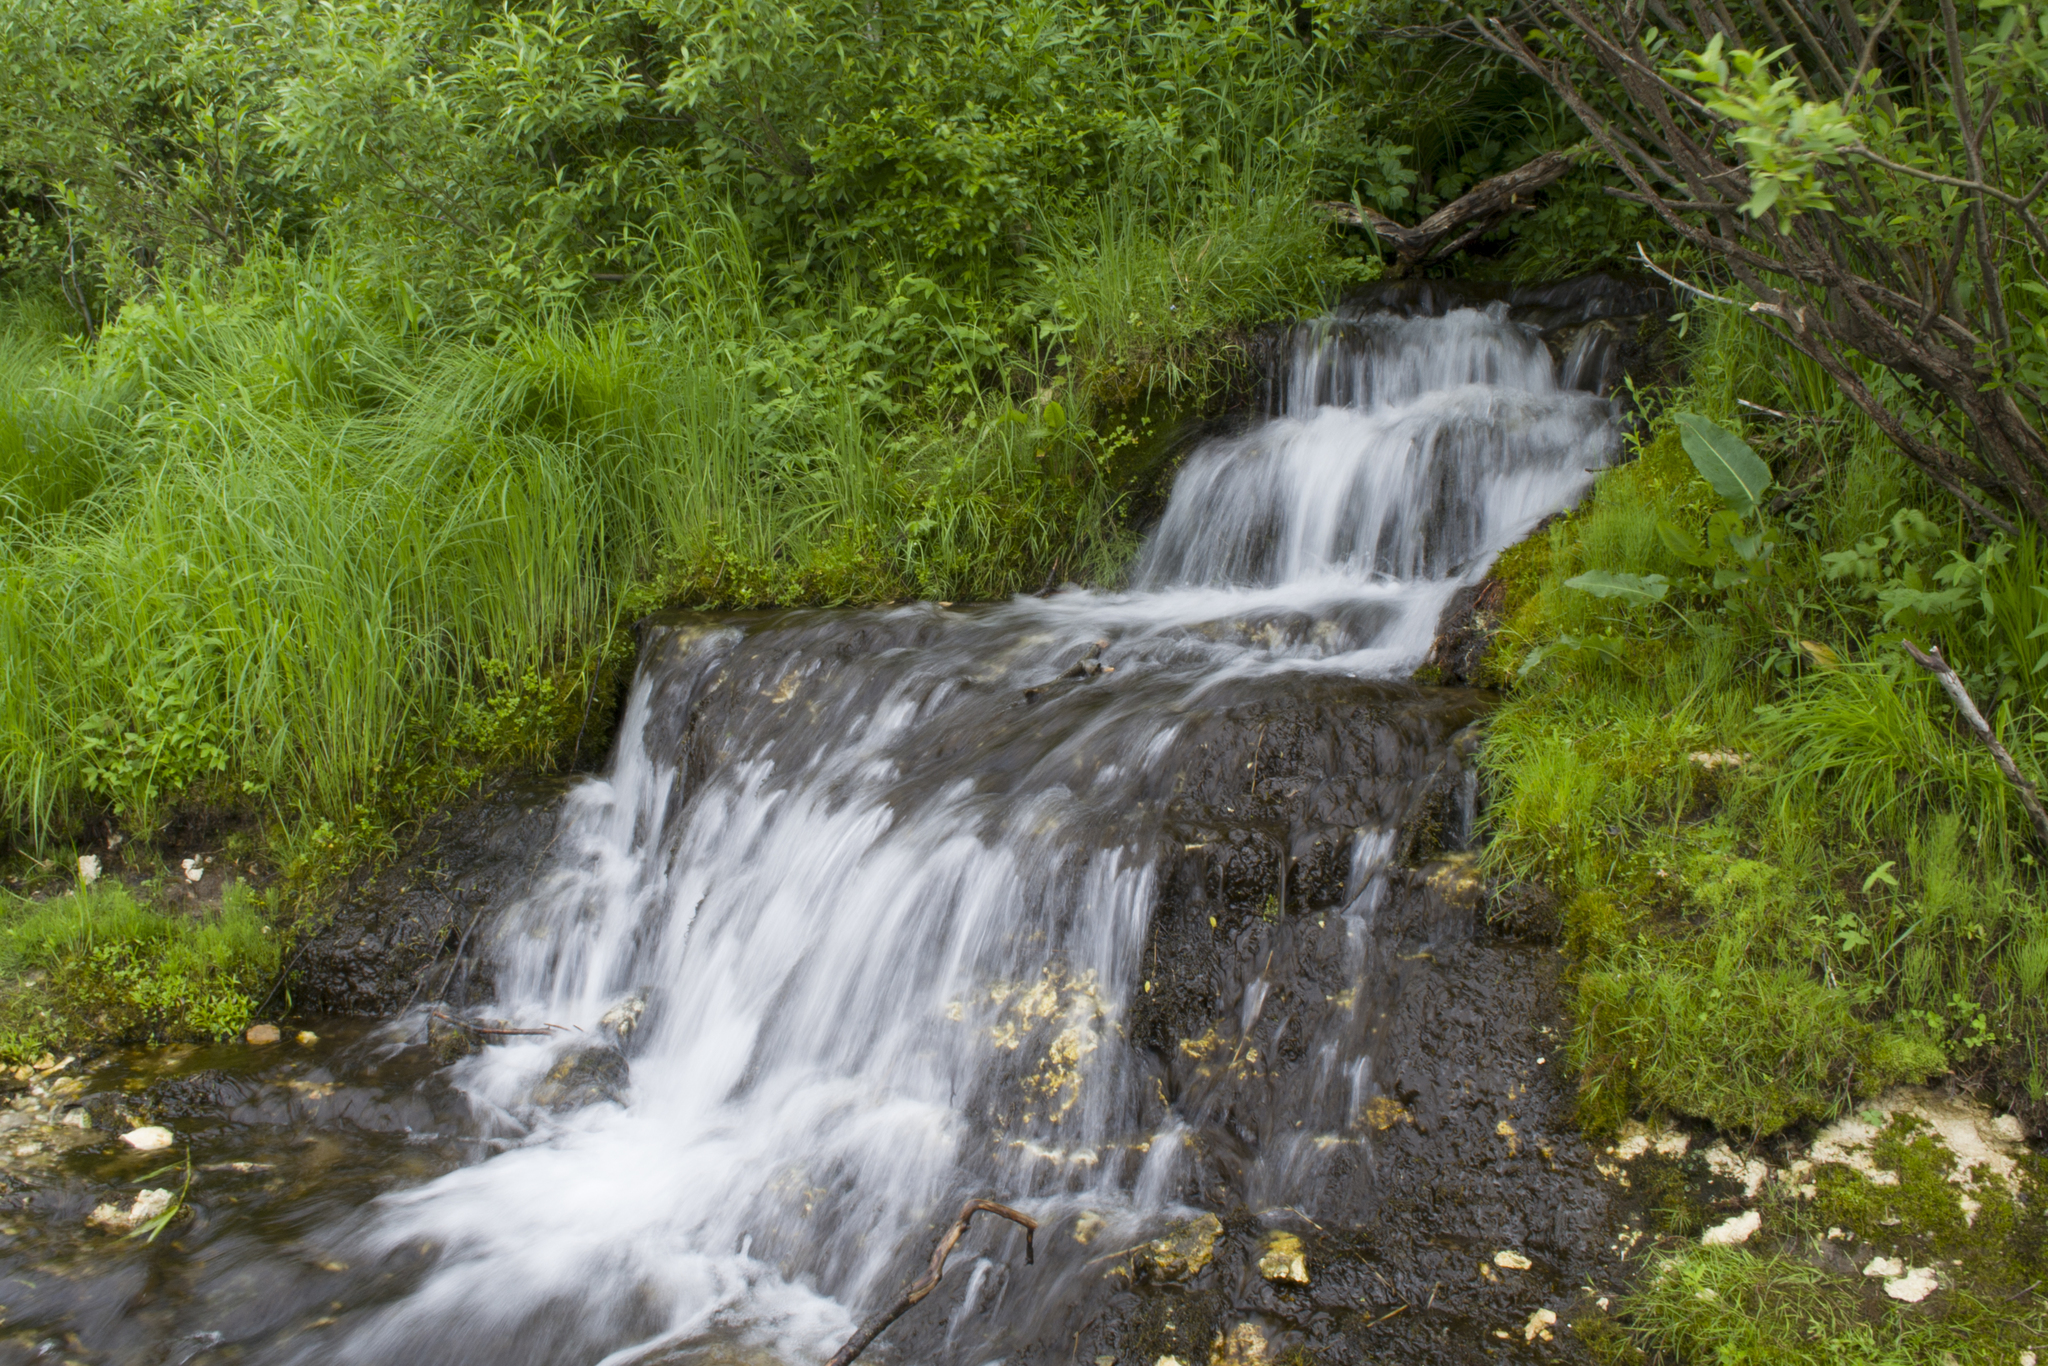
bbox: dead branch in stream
[1318,146,1584,273]
[1902,639,2048,848]
[824,1200,1039,1366]
[428,1010,575,1038]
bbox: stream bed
[0,293,1658,1366]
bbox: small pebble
[122,1126,174,1152]
[296,1030,320,1047]
[246,1023,281,1046]
[1493,1250,1532,1270]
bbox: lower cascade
[316,303,1617,1365]
[0,301,1627,1365]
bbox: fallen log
[1319,146,1584,273]
[1902,639,2048,848]
[824,1199,1039,1366]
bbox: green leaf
[1657,518,1715,568]
[1564,570,1669,604]
[1675,413,1772,516]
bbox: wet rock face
[291,777,572,1014]
[859,682,1623,1366]
[531,1046,630,1112]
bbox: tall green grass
[0,183,1354,851]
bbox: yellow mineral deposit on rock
[1145,1212,1223,1280]
[1363,1094,1410,1131]
[1423,855,1485,912]
[1492,1250,1532,1270]
[1258,1231,1309,1284]
[1208,1322,1267,1366]
[1073,1210,1105,1245]
[246,1023,281,1046]
[1496,1119,1518,1155]
[1523,1307,1557,1344]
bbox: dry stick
[1901,639,2048,847]
[428,1010,572,1038]
[824,1200,1039,1366]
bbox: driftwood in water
[1903,638,2048,847]
[428,1010,573,1038]
[824,1199,1039,1366]
[1319,147,1582,273]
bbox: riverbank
[1471,309,2048,1361]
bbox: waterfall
[319,304,1618,1366]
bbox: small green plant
[0,880,280,1047]
[76,640,229,828]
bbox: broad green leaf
[1675,413,1772,516]
[1564,570,1669,604]
[1657,518,1715,567]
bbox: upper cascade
[1133,305,1617,593]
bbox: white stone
[86,1188,173,1233]
[1613,1120,1688,1160]
[1863,1256,1904,1278]
[2019,1352,2036,1366]
[1701,1210,1761,1246]
[1991,1115,2027,1143]
[121,1125,174,1152]
[180,857,205,883]
[1493,1250,1532,1270]
[1523,1308,1557,1344]
[1883,1267,1939,1303]
[1703,1141,1771,1198]
[77,855,100,885]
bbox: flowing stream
[322,304,1616,1365]
[0,299,1623,1366]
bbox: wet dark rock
[291,776,572,1015]
[532,1046,630,1112]
[144,1069,246,1121]
[1421,579,1507,686]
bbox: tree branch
[824,1200,1039,1366]
[1903,639,2048,848]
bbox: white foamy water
[316,305,1617,1365]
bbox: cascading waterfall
[320,304,1618,1366]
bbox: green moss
[1813,1115,2048,1288]
[1619,1245,2048,1366]
[1573,947,1935,1135]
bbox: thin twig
[1902,640,2048,847]
[429,1010,572,1038]
[825,1200,1039,1366]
